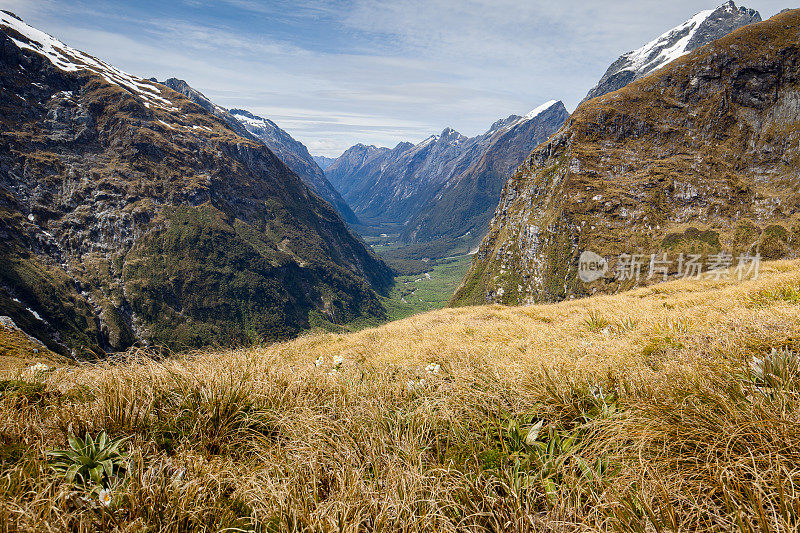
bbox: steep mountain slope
[401,101,569,248]
[157,79,359,225]
[0,11,392,355]
[326,143,401,204]
[584,1,760,102]
[453,8,800,306]
[229,109,359,225]
[327,103,567,252]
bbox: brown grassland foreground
[2,260,800,531]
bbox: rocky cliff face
[157,79,359,225]
[584,1,760,103]
[326,103,567,253]
[453,8,800,306]
[0,11,392,356]
[326,143,400,205]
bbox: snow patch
[622,8,715,76]
[417,135,438,148]
[26,307,43,322]
[233,113,268,128]
[0,11,177,111]
[524,100,559,120]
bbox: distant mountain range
[324,2,762,259]
[326,101,569,254]
[229,109,359,225]
[454,6,799,306]
[0,11,390,356]
[313,155,336,170]
[401,102,569,248]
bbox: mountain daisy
[425,363,441,374]
[98,488,112,507]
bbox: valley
[381,253,473,320]
[1,1,798,531]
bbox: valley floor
[2,260,800,531]
[381,254,473,321]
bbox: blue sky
[4,0,789,156]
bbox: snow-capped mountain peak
[418,135,438,148]
[623,8,715,76]
[524,100,560,120]
[486,100,564,136]
[583,1,760,102]
[0,10,176,111]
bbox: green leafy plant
[490,386,620,502]
[612,317,639,334]
[48,430,129,488]
[747,347,800,391]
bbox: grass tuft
[0,260,800,530]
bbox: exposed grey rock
[313,155,336,170]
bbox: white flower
[314,356,324,367]
[23,363,51,380]
[407,378,426,389]
[425,363,441,374]
[332,355,343,369]
[98,488,112,507]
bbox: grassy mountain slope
[1,259,799,530]
[0,12,392,356]
[454,8,800,307]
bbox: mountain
[228,109,359,225]
[156,79,359,225]
[327,128,471,225]
[584,1,760,102]
[400,101,569,249]
[313,155,336,170]
[453,8,800,306]
[0,11,392,356]
[326,102,567,253]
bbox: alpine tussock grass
[2,261,800,531]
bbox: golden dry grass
[2,260,800,531]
